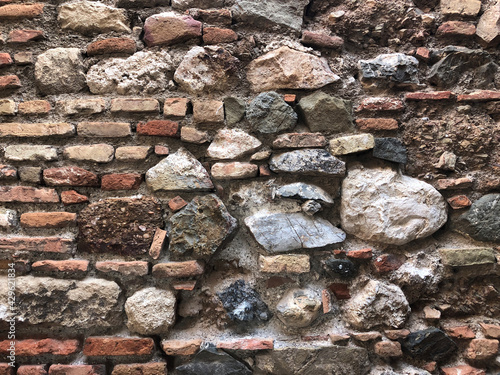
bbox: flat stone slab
[440,248,497,267]
[275,183,334,205]
[269,149,346,176]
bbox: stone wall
[0,0,499,374]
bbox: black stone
[175,345,252,375]
[217,279,271,323]
[325,259,357,279]
[402,328,457,361]
[373,138,408,164]
[457,194,500,243]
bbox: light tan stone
[115,146,151,161]
[259,254,310,274]
[63,144,114,163]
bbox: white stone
[207,129,262,159]
[4,145,58,161]
[329,134,375,155]
[0,209,16,229]
[276,287,322,328]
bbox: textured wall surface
[0,0,499,374]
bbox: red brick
[329,334,350,345]
[374,341,403,357]
[0,364,14,375]
[0,3,44,19]
[436,177,473,190]
[272,133,327,148]
[328,283,350,299]
[347,248,372,260]
[153,260,204,278]
[61,190,88,205]
[164,97,189,117]
[356,97,404,112]
[405,91,453,100]
[437,21,476,37]
[161,339,202,356]
[101,173,142,191]
[111,363,166,375]
[457,90,500,102]
[284,94,296,104]
[446,326,476,339]
[83,337,154,357]
[7,29,44,43]
[188,8,232,25]
[301,30,343,49]
[203,27,238,44]
[0,339,79,356]
[0,75,21,91]
[0,186,59,203]
[111,98,159,113]
[384,329,411,340]
[20,212,77,228]
[441,365,486,375]
[480,323,500,339]
[266,276,294,288]
[149,227,166,259]
[168,196,187,212]
[96,261,149,277]
[374,254,405,273]
[416,47,430,62]
[43,166,99,187]
[0,237,74,253]
[137,120,179,137]
[17,365,48,375]
[211,162,258,180]
[217,338,274,350]
[154,145,169,155]
[447,195,472,209]
[322,289,332,313]
[32,260,89,274]
[87,38,136,56]
[49,365,105,375]
[465,339,499,360]
[172,280,197,290]
[0,53,12,67]
[351,332,382,342]
[356,118,398,131]
[18,100,51,114]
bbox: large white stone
[340,165,447,245]
[276,287,322,328]
[207,129,262,159]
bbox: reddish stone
[149,228,166,259]
[87,38,136,56]
[436,177,474,190]
[322,289,332,313]
[329,334,350,345]
[17,365,48,375]
[446,326,476,339]
[20,212,77,228]
[172,280,197,290]
[168,196,188,212]
[416,47,430,62]
[211,162,258,180]
[0,339,79,356]
[0,165,17,180]
[441,365,486,375]
[351,332,382,342]
[266,276,294,288]
[423,362,437,372]
[0,237,74,253]
[32,260,89,274]
[465,339,499,360]
[144,13,202,47]
[457,90,500,102]
[356,97,404,112]
[259,164,272,177]
[61,190,88,205]
[374,341,403,357]
[356,118,398,131]
[164,97,190,117]
[137,120,179,137]
[111,363,166,375]
[284,94,296,104]
[153,260,204,278]
[0,75,21,91]
[0,364,13,375]
[384,329,411,340]
[272,133,327,148]
[43,166,99,187]
[217,338,274,350]
[154,145,169,155]
[479,323,500,339]
[328,283,350,299]
[83,337,154,357]
[405,91,453,100]
[0,3,44,19]
[49,365,105,375]
[7,29,43,43]
[0,186,59,203]
[374,254,405,273]
[101,173,142,191]
[161,339,202,356]
[0,53,12,67]
[188,8,232,26]
[96,261,149,277]
[18,100,51,114]
[347,248,372,260]
[301,30,343,49]
[447,195,472,209]
[203,27,238,44]
[437,21,476,37]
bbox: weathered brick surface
[20,212,77,228]
[0,123,74,137]
[110,98,159,113]
[101,173,142,190]
[18,100,51,115]
[87,38,136,56]
[77,122,131,137]
[96,261,149,277]
[83,337,154,357]
[17,365,48,375]
[61,190,88,205]
[8,29,44,43]
[161,339,202,356]
[32,260,89,274]
[152,260,205,278]
[0,339,79,356]
[0,186,59,203]
[43,167,99,187]
[48,365,105,375]
[0,3,44,19]
[356,118,398,131]
[216,338,274,350]
[111,363,166,375]
[0,237,74,253]
[137,120,179,137]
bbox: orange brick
[83,337,154,357]
[18,100,51,115]
[216,338,274,350]
[0,237,74,253]
[0,186,59,203]
[153,260,204,278]
[356,118,398,131]
[32,260,89,274]
[0,339,79,356]
[20,212,76,228]
[161,339,202,356]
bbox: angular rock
[247,47,339,92]
[329,134,374,155]
[440,248,497,267]
[217,279,271,324]
[441,0,481,17]
[35,48,86,95]
[247,92,297,133]
[269,149,346,176]
[143,12,201,47]
[174,46,239,94]
[359,53,419,87]
[168,194,237,260]
[275,183,334,205]
[273,133,327,149]
[193,100,224,124]
[224,97,246,126]
[87,51,173,95]
[325,258,357,279]
[373,137,408,164]
[0,276,121,330]
[125,287,175,335]
[457,194,500,242]
[203,27,238,45]
[340,165,447,245]
[172,0,223,10]
[78,197,163,256]
[232,0,308,31]
[301,31,344,49]
[207,129,261,160]
[146,148,213,192]
[245,212,346,253]
[476,2,500,47]
[298,91,353,133]
[276,287,322,328]
[402,328,457,361]
[175,346,252,375]
[211,162,258,180]
[58,1,130,35]
[343,280,410,330]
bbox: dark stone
[116,0,168,7]
[402,328,457,361]
[359,53,419,85]
[457,194,500,242]
[224,97,246,126]
[167,194,238,260]
[175,345,252,375]
[247,91,297,134]
[78,197,163,256]
[325,259,357,279]
[217,280,271,324]
[373,138,408,164]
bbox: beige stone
[0,99,15,115]
[476,2,500,47]
[5,145,58,161]
[57,99,106,115]
[0,123,74,137]
[207,129,262,159]
[77,122,131,137]
[441,0,481,17]
[211,162,258,179]
[180,127,210,144]
[164,98,190,117]
[329,134,375,155]
[193,100,224,123]
[115,146,151,161]
[63,144,114,163]
[259,254,310,274]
